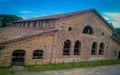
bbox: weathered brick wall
[110,39,120,60]
[52,11,112,63]
[14,19,56,28]
[0,11,119,66]
[0,34,55,66]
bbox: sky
[0,0,120,28]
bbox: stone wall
[0,11,119,66]
[110,39,120,60]
[0,33,55,66]
[52,11,112,63]
[14,19,56,29]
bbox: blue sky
[0,0,120,28]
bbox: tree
[0,14,23,28]
[112,29,120,42]
[116,28,120,35]
[0,20,2,28]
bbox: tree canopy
[113,28,120,42]
[0,14,23,28]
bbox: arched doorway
[12,50,25,66]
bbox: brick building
[0,9,120,66]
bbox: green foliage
[0,14,23,28]
[116,28,120,35]
[0,20,2,28]
[0,67,16,75]
[113,29,120,41]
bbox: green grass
[0,60,120,75]
[0,67,16,75]
[24,60,120,72]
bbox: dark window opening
[33,50,43,59]
[74,41,81,55]
[102,32,104,36]
[23,22,25,27]
[20,22,22,26]
[28,21,30,27]
[39,21,41,27]
[0,46,5,50]
[40,21,43,27]
[91,42,97,55]
[33,21,36,27]
[46,20,49,27]
[15,23,17,26]
[83,26,93,34]
[99,43,104,55]
[63,40,71,55]
[113,51,117,57]
[13,50,25,57]
[16,23,18,26]
[68,27,72,31]
[118,51,120,60]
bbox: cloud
[20,10,33,14]
[19,10,64,19]
[103,12,120,28]
[103,16,109,20]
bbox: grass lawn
[0,67,16,75]
[0,60,120,75]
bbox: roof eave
[0,29,58,45]
[111,36,120,44]
[91,9,114,30]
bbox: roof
[15,9,95,21]
[0,27,58,45]
[0,9,114,45]
[14,8,113,30]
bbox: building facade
[0,9,120,66]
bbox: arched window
[99,43,104,55]
[12,50,25,56]
[74,41,81,55]
[91,42,97,55]
[63,40,71,55]
[83,26,93,34]
[33,50,43,59]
